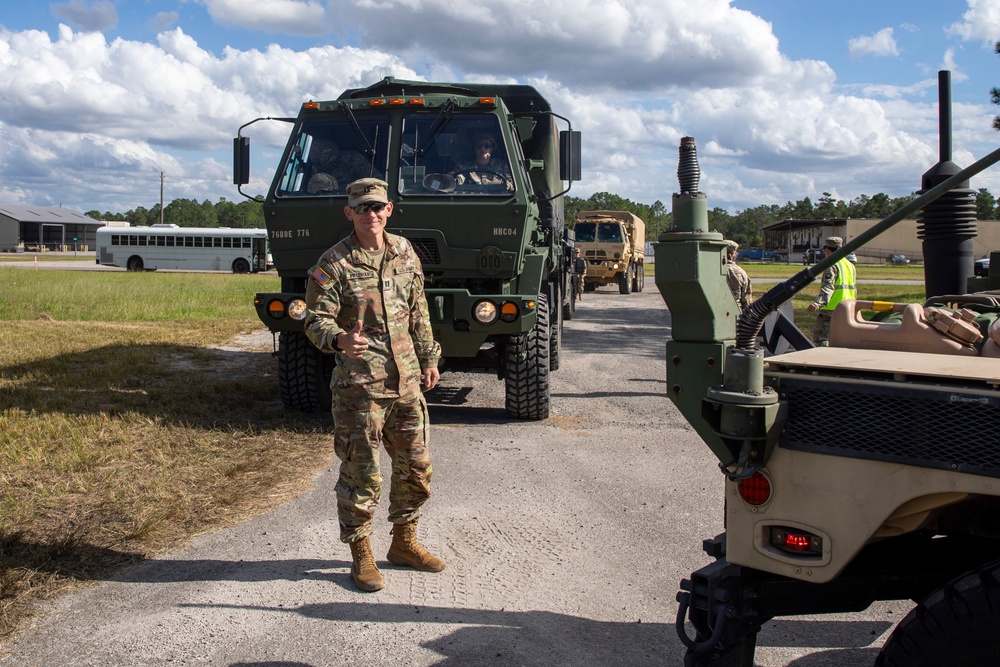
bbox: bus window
[223,238,232,248]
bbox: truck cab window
[399,114,514,196]
[276,116,388,198]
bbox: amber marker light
[267,299,286,319]
[500,301,518,323]
[389,98,405,106]
[369,99,386,107]
[302,101,319,110]
[479,97,496,107]
[409,98,425,105]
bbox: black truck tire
[875,558,1000,666]
[504,294,550,420]
[619,264,633,294]
[277,331,332,412]
[633,264,644,292]
[550,288,562,372]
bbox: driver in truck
[450,132,514,190]
[303,178,445,593]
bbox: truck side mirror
[233,136,250,185]
[559,130,582,182]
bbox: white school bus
[95,224,272,273]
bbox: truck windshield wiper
[413,99,455,158]
[339,101,377,160]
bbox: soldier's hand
[807,303,818,313]
[341,320,369,359]
[422,367,440,392]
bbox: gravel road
[0,287,910,666]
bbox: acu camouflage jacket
[304,231,441,399]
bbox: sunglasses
[352,202,388,214]
[475,141,494,149]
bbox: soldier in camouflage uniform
[725,241,752,311]
[305,138,371,195]
[304,178,445,592]
[807,236,857,346]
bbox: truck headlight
[287,298,308,321]
[473,300,498,324]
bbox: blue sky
[1,0,999,215]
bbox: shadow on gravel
[192,601,676,665]
[182,600,888,666]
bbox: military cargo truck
[573,210,645,294]
[233,77,581,420]
[657,135,1000,666]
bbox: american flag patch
[312,265,332,285]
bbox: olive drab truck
[233,77,581,420]
[659,130,1000,666]
[572,210,645,294]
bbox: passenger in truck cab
[305,137,370,195]
[450,132,514,191]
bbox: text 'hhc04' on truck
[233,77,581,420]
[658,123,1000,665]
[573,210,645,294]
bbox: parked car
[802,248,855,264]
[975,256,990,277]
[888,253,910,265]
[802,248,825,264]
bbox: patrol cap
[824,236,843,249]
[346,178,389,207]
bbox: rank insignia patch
[311,265,332,285]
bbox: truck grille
[409,238,441,265]
[779,378,1000,479]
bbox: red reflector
[737,471,771,506]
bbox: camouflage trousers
[573,275,584,301]
[332,391,433,543]
[812,311,833,346]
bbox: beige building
[763,217,1000,264]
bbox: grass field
[0,269,336,643]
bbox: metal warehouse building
[0,205,106,252]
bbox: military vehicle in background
[234,77,581,420]
[659,125,1000,664]
[573,210,645,294]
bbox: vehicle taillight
[769,527,823,557]
[737,470,771,506]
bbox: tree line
[566,188,1000,248]
[86,187,1000,249]
[86,198,265,229]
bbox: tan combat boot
[386,520,446,572]
[349,536,384,592]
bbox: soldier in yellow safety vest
[806,236,857,346]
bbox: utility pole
[160,172,164,225]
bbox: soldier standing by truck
[303,178,446,593]
[806,235,857,345]
[573,248,586,302]
[724,240,752,311]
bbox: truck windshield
[399,113,514,196]
[573,222,596,242]
[597,224,624,243]
[275,115,389,198]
